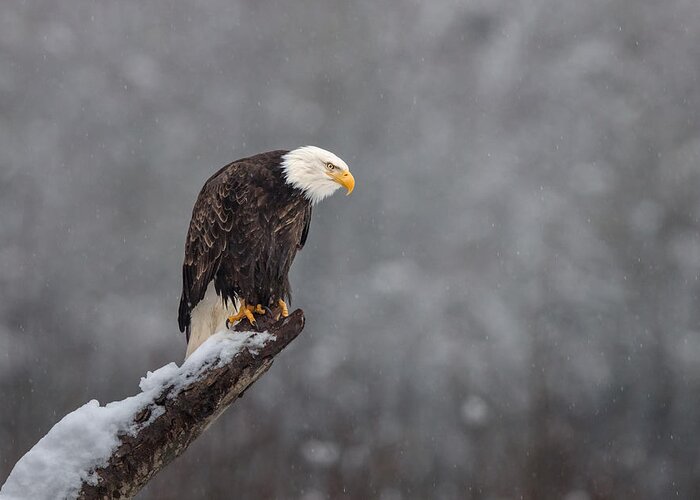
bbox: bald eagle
[178,146,355,357]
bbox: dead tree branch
[77,309,305,499]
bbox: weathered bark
[77,309,305,500]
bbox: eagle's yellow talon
[243,305,257,324]
[278,299,289,318]
[254,304,266,315]
[226,301,258,327]
[226,310,245,327]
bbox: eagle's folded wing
[178,167,241,336]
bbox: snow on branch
[0,310,305,500]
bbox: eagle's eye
[326,162,336,170]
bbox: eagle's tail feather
[184,284,239,359]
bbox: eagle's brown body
[178,150,312,342]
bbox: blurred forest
[1,0,700,499]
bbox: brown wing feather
[299,204,312,249]
[178,164,245,336]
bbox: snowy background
[1,0,699,499]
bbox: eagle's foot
[226,303,257,328]
[278,299,289,318]
[254,304,266,315]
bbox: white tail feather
[185,283,239,359]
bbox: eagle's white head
[281,146,355,204]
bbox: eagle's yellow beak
[329,170,355,195]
